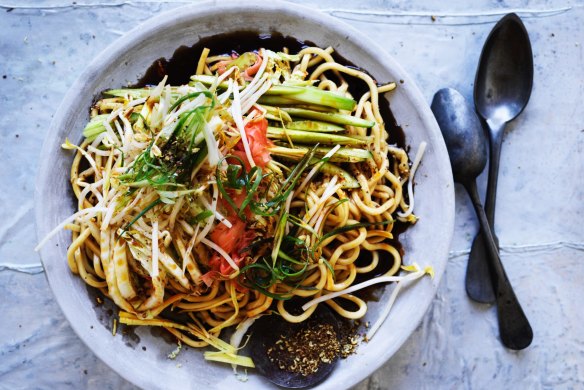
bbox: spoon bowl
[474,13,534,123]
[468,13,534,303]
[431,88,487,182]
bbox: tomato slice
[234,117,272,170]
[210,216,247,254]
[209,213,256,276]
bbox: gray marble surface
[1,0,583,389]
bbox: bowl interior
[35,2,454,389]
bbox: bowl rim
[35,1,455,388]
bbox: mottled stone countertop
[1,0,582,389]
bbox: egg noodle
[38,45,432,366]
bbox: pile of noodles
[40,45,431,362]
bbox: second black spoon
[469,13,534,304]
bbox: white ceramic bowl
[35,1,454,389]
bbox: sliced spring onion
[121,198,161,234]
[271,212,288,266]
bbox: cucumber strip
[279,107,375,128]
[285,120,345,132]
[319,162,360,189]
[269,145,372,163]
[267,127,370,146]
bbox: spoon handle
[466,121,505,303]
[483,120,506,223]
[465,180,533,350]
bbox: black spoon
[431,88,533,350]
[468,13,534,304]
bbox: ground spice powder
[267,322,340,377]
